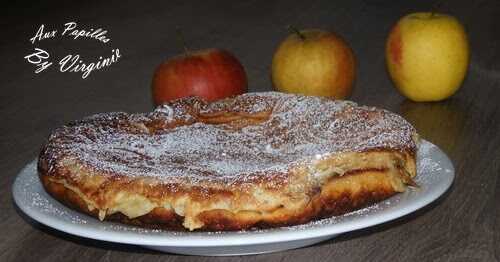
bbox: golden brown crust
[40,166,407,231]
[38,92,418,231]
[38,149,416,231]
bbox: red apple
[152,49,247,105]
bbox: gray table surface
[2,0,499,261]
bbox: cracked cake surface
[38,92,418,231]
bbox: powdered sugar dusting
[15,139,453,240]
[39,92,417,186]
[417,142,444,173]
[17,171,88,225]
[415,141,446,185]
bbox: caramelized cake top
[40,92,417,186]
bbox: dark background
[1,0,499,261]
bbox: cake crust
[38,92,418,231]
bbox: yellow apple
[386,12,469,102]
[271,29,356,99]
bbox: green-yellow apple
[271,29,356,99]
[386,12,469,102]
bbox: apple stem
[176,27,190,56]
[430,0,443,18]
[287,25,306,40]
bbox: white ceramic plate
[13,140,454,256]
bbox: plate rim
[12,139,454,247]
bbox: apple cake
[38,92,418,231]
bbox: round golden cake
[38,92,418,231]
